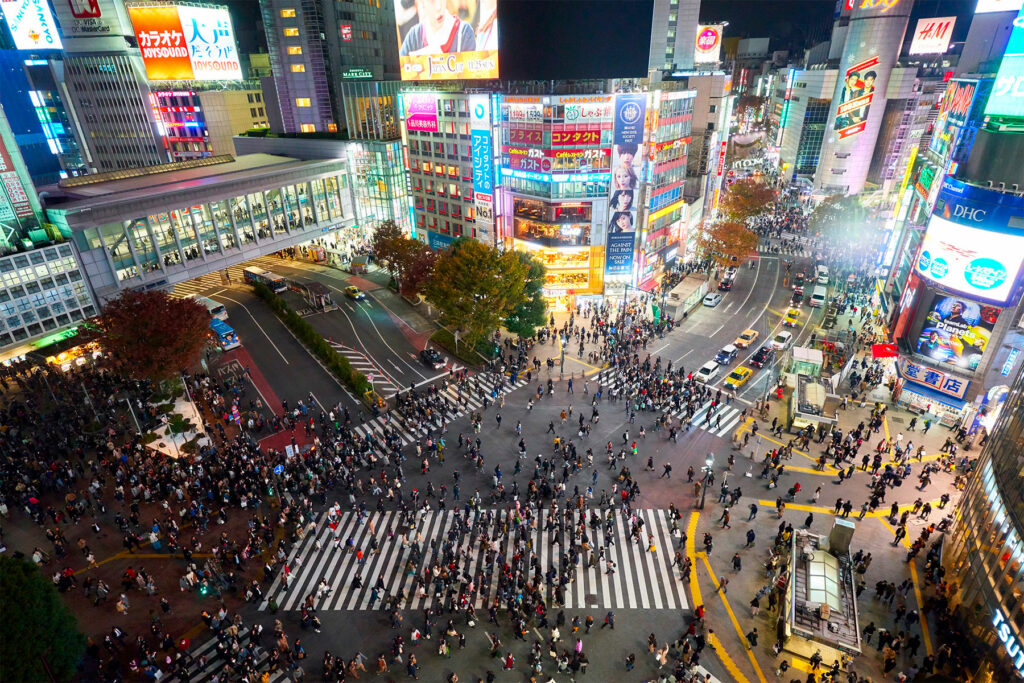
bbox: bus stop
[665,274,709,321]
[290,281,336,313]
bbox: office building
[649,0,701,73]
[151,87,270,161]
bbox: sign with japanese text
[394,0,497,81]
[128,4,243,81]
[929,78,978,158]
[403,92,438,132]
[897,357,970,399]
[471,126,493,195]
[1,0,63,50]
[504,147,609,173]
[833,55,879,139]
[508,128,542,145]
[0,137,35,220]
[908,16,955,55]
[469,94,493,228]
[340,23,351,41]
[551,130,602,146]
[694,24,723,64]
[986,6,1024,117]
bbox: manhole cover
[586,593,598,605]
[890,417,905,424]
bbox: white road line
[213,293,289,363]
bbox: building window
[300,123,316,132]
[291,64,306,72]
[280,8,296,17]
[283,27,299,36]
[287,46,302,55]
[296,98,311,107]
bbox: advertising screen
[908,16,955,55]
[694,24,723,64]
[986,6,1024,117]
[929,79,978,159]
[916,214,1024,304]
[833,55,879,139]
[975,0,1023,13]
[394,0,497,81]
[1,0,63,50]
[0,137,35,220]
[605,94,645,278]
[912,292,1000,371]
[128,4,243,81]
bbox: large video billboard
[986,6,1024,117]
[1,0,63,50]
[605,94,645,278]
[127,4,243,81]
[394,0,497,81]
[912,292,1000,371]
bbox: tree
[504,251,547,338]
[370,220,404,282]
[99,289,210,382]
[0,556,87,682]
[718,177,776,223]
[395,239,437,296]
[695,220,760,267]
[425,239,529,350]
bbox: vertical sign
[469,94,493,229]
[694,24,723,64]
[606,94,646,278]
[0,136,35,220]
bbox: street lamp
[699,452,715,510]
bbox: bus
[243,266,288,293]
[209,318,240,350]
[192,295,228,321]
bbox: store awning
[901,382,968,411]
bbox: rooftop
[789,529,861,655]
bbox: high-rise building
[0,50,65,186]
[649,0,701,73]
[150,87,270,160]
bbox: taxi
[783,308,801,327]
[724,366,753,389]
[734,328,759,349]
[344,285,366,300]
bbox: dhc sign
[993,609,1024,672]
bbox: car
[344,285,366,300]
[771,330,794,350]
[718,277,733,291]
[783,308,801,327]
[694,361,720,384]
[750,345,775,368]
[703,292,723,307]
[734,328,759,349]
[724,366,753,389]
[791,290,804,306]
[714,344,739,365]
[725,265,738,278]
[792,272,805,289]
[419,348,446,369]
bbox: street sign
[274,464,284,474]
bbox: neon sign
[992,610,1024,672]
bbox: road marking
[676,349,694,364]
[877,517,934,655]
[213,293,289,364]
[697,551,760,683]
[652,342,669,354]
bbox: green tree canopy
[99,289,210,382]
[425,239,530,349]
[718,177,777,223]
[0,556,87,682]
[695,220,760,267]
[504,251,547,338]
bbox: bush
[251,282,371,396]
[430,328,497,366]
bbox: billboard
[694,24,723,64]
[403,92,438,132]
[908,16,955,55]
[1,0,63,49]
[912,292,1000,371]
[469,93,493,227]
[128,5,243,81]
[605,94,645,278]
[929,79,979,159]
[0,136,35,221]
[986,6,1024,117]
[916,214,1024,304]
[896,357,970,399]
[394,0,497,81]
[975,0,1023,13]
[55,0,128,37]
[833,55,879,139]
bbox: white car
[771,330,794,350]
[695,361,720,384]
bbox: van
[810,285,827,308]
[695,361,720,384]
[815,264,829,285]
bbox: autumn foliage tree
[425,239,530,350]
[99,289,210,382]
[370,220,404,282]
[718,177,776,223]
[371,220,436,296]
[696,220,760,267]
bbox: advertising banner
[503,147,609,173]
[912,292,1000,371]
[605,93,646,280]
[930,78,978,158]
[1,0,63,50]
[508,128,542,145]
[916,214,1024,305]
[896,357,970,400]
[908,16,955,55]
[128,4,243,81]
[605,232,636,275]
[55,0,127,37]
[0,138,35,220]
[394,0,497,81]
[403,93,439,132]
[833,55,879,139]
[986,6,1024,117]
[975,0,1023,13]
[694,24,723,64]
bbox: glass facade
[795,98,830,177]
[347,140,409,233]
[0,243,96,349]
[946,366,1024,677]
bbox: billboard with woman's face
[394,0,498,80]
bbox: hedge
[430,328,499,367]
[251,282,373,396]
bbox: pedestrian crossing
[260,508,689,613]
[757,242,812,257]
[595,368,747,439]
[164,628,288,683]
[350,373,531,448]
[169,256,289,298]
[329,341,401,397]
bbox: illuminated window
[283,27,299,36]
[287,46,302,55]
[280,8,296,17]
[300,124,316,132]
[422,161,432,173]
[296,98,311,107]
[327,123,338,132]
[291,64,305,72]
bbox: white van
[810,285,827,308]
[695,361,720,384]
[815,264,829,285]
